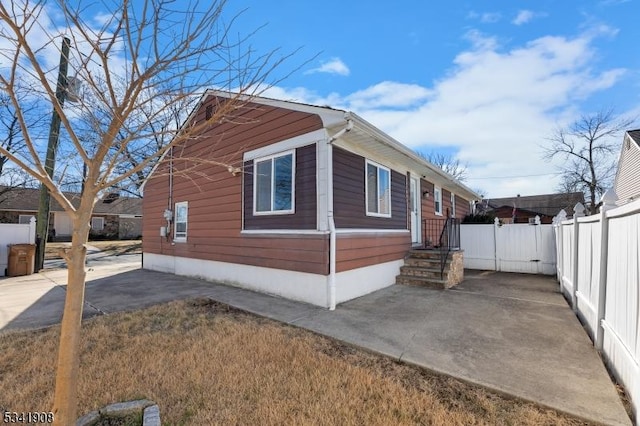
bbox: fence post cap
[599,188,618,212]
[573,202,585,218]
[534,215,541,225]
[494,217,500,226]
[554,209,567,223]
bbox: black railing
[422,214,460,279]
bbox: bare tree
[0,1,293,423]
[543,109,634,214]
[418,151,468,182]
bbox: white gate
[0,217,36,276]
[461,218,556,274]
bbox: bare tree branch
[417,150,468,182]
[0,1,303,423]
[542,109,635,214]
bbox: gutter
[326,115,353,310]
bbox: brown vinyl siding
[421,179,436,220]
[143,96,328,275]
[333,146,407,229]
[243,144,317,230]
[455,194,471,218]
[336,233,410,272]
[421,179,471,220]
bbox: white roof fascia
[348,112,481,201]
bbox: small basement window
[254,151,295,215]
[366,160,391,217]
[174,201,188,242]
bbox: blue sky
[222,0,639,198]
[2,1,637,199]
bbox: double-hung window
[254,150,295,215]
[91,217,104,231]
[434,186,443,216]
[450,192,456,217]
[174,201,188,241]
[18,215,34,224]
[366,160,391,217]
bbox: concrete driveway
[0,264,631,425]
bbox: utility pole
[35,37,70,271]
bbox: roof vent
[102,193,120,204]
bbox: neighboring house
[0,186,142,240]
[142,91,480,308]
[478,192,585,224]
[613,129,640,206]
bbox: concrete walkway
[0,263,631,425]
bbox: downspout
[327,116,353,310]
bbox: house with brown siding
[141,91,479,308]
[0,186,142,240]
[613,130,640,205]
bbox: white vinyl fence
[0,217,36,276]
[460,218,556,274]
[555,194,640,417]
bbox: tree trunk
[51,218,90,425]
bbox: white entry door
[410,177,420,244]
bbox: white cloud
[513,10,534,25]
[467,11,502,24]
[305,57,350,76]
[272,29,628,198]
[345,82,432,109]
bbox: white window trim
[365,159,392,218]
[451,192,456,217]
[434,186,443,216]
[91,217,104,231]
[174,201,188,242]
[18,215,34,224]
[253,150,296,216]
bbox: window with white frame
[434,186,442,216]
[174,201,188,241]
[450,192,456,217]
[91,217,104,231]
[366,160,391,217]
[18,215,34,224]
[254,151,295,214]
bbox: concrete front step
[400,266,445,279]
[398,249,464,289]
[395,275,448,289]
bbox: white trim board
[243,129,325,161]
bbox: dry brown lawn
[0,299,593,425]
[45,240,141,260]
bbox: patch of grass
[94,411,142,426]
[0,298,594,425]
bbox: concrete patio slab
[0,264,631,425]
